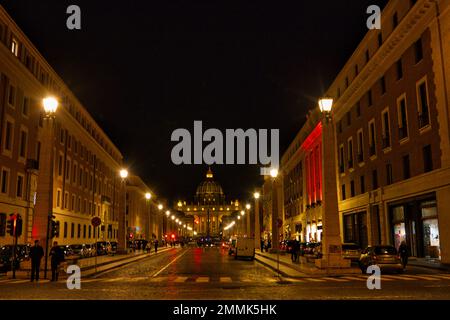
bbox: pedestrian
[291,241,299,262]
[399,241,408,268]
[29,240,44,282]
[49,241,65,281]
[145,241,152,253]
[267,239,271,252]
[260,239,265,253]
[154,239,158,253]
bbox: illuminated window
[11,38,18,56]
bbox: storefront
[343,211,368,248]
[390,194,440,260]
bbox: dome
[195,168,225,204]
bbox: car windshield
[374,246,397,255]
[342,244,360,250]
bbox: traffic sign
[91,216,101,227]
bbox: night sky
[2,0,387,204]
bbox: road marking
[127,277,147,282]
[174,276,189,283]
[381,275,416,281]
[340,276,367,281]
[10,279,30,284]
[220,277,233,283]
[152,249,188,278]
[403,275,442,281]
[303,278,326,282]
[104,277,126,282]
[322,277,349,282]
[81,279,102,283]
[431,275,450,280]
[196,276,209,283]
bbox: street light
[240,210,245,216]
[166,210,170,216]
[270,168,278,178]
[42,96,58,279]
[246,204,251,210]
[158,204,163,210]
[253,192,260,199]
[119,168,129,253]
[145,192,151,200]
[318,97,333,113]
[171,216,175,220]
[120,169,128,179]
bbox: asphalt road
[1,246,450,300]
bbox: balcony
[418,112,430,129]
[382,134,390,149]
[399,126,408,140]
[369,144,376,156]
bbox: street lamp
[240,210,245,216]
[254,190,261,250]
[145,192,151,200]
[42,96,58,279]
[120,169,128,179]
[318,97,333,113]
[158,204,163,210]
[119,168,128,253]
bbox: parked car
[83,244,96,257]
[234,237,255,260]
[0,244,30,273]
[303,242,321,257]
[69,244,89,258]
[342,243,362,262]
[359,245,403,273]
[96,241,111,255]
[110,241,118,254]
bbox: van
[234,237,255,260]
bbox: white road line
[404,275,442,281]
[196,276,209,283]
[432,274,450,280]
[381,275,416,281]
[152,249,189,278]
[340,276,367,281]
[220,277,233,283]
[174,276,189,283]
[322,277,349,282]
[303,278,326,282]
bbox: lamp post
[245,203,251,237]
[254,191,261,250]
[42,97,58,280]
[119,169,128,253]
[316,97,349,269]
[270,168,279,252]
[145,192,151,242]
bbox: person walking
[260,239,265,253]
[399,241,409,268]
[49,241,65,281]
[154,239,159,253]
[29,240,44,282]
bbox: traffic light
[15,214,23,237]
[6,214,15,236]
[50,215,59,238]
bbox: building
[0,5,126,250]
[175,168,244,239]
[125,175,163,243]
[277,0,450,264]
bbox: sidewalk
[408,257,450,272]
[255,251,360,278]
[2,247,173,280]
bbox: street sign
[91,216,101,227]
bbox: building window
[357,129,364,163]
[386,163,393,185]
[64,192,69,209]
[339,145,345,173]
[369,120,376,156]
[8,85,15,107]
[72,164,77,183]
[360,175,365,194]
[382,110,391,149]
[414,37,423,63]
[11,38,19,56]
[380,76,386,95]
[417,79,430,128]
[4,120,14,151]
[19,129,28,158]
[71,194,75,211]
[22,97,29,116]
[83,225,86,238]
[58,155,63,176]
[78,224,81,238]
[88,225,91,238]
[396,59,403,80]
[64,222,68,238]
[393,12,398,28]
[66,159,71,180]
[350,180,355,197]
[71,223,74,238]
[346,111,351,126]
[368,90,373,106]
[397,95,409,140]
[56,190,61,207]
[423,145,433,173]
[348,138,354,169]
[402,154,411,179]
[341,184,346,200]
[356,102,361,117]
[372,170,378,190]
[16,174,24,198]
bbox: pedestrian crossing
[1,273,450,285]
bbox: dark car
[110,241,118,254]
[342,243,362,262]
[0,244,30,272]
[359,245,403,273]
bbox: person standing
[260,239,265,253]
[49,241,65,281]
[29,240,44,282]
[154,239,159,253]
[399,241,408,268]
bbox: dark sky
[2,0,387,204]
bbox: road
[1,246,450,300]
